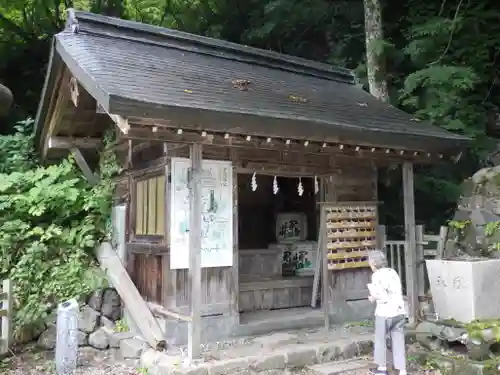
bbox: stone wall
[37,288,129,351]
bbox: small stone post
[56,298,79,375]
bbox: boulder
[0,83,12,116]
[449,166,500,259]
[88,327,109,349]
[101,289,121,321]
[37,325,57,350]
[79,306,100,333]
[88,290,105,311]
[109,331,135,348]
[77,330,89,346]
[119,338,149,359]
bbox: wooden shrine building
[34,9,470,356]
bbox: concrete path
[141,324,375,375]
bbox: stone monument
[55,299,79,375]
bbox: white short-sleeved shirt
[370,267,406,318]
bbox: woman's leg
[373,316,387,372]
[391,323,407,373]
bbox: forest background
[1,0,499,233]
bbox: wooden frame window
[135,175,166,237]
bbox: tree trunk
[363,0,390,102]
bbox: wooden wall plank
[147,178,157,235]
[157,175,166,236]
[136,180,145,235]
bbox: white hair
[368,250,388,269]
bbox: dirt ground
[1,346,142,375]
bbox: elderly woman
[367,250,407,375]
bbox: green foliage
[484,221,500,237]
[448,219,470,230]
[466,319,500,342]
[0,118,36,173]
[0,0,499,240]
[0,121,119,333]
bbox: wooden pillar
[162,143,172,307]
[402,162,418,324]
[415,224,425,298]
[230,167,239,317]
[188,143,202,360]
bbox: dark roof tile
[46,10,470,152]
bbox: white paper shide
[170,157,233,269]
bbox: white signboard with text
[169,157,233,269]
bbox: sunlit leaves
[0,123,116,333]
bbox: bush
[0,120,120,333]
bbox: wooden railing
[379,225,448,295]
[0,279,12,357]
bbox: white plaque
[170,157,233,269]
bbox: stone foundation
[140,333,373,375]
[155,315,239,346]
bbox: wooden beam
[96,242,166,350]
[148,302,191,322]
[102,109,130,134]
[71,148,98,185]
[48,136,102,150]
[230,163,239,317]
[402,162,418,324]
[161,143,171,310]
[188,143,202,361]
[42,70,70,159]
[123,126,444,164]
[96,104,106,114]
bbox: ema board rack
[322,202,377,271]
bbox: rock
[140,348,167,368]
[88,290,105,311]
[251,353,286,371]
[16,321,46,344]
[0,84,13,116]
[119,338,149,359]
[77,330,89,346]
[88,328,109,349]
[472,168,490,184]
[109,331,135,348]
[45,310,58,325]
[284,345,317,367]
[79,306,100,333]
[100,316,115,330]
[101,289,121,321]
[208,358,249,375]
[37,325,57,350]
[449,165,500,259]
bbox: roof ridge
[66,9,357,84]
